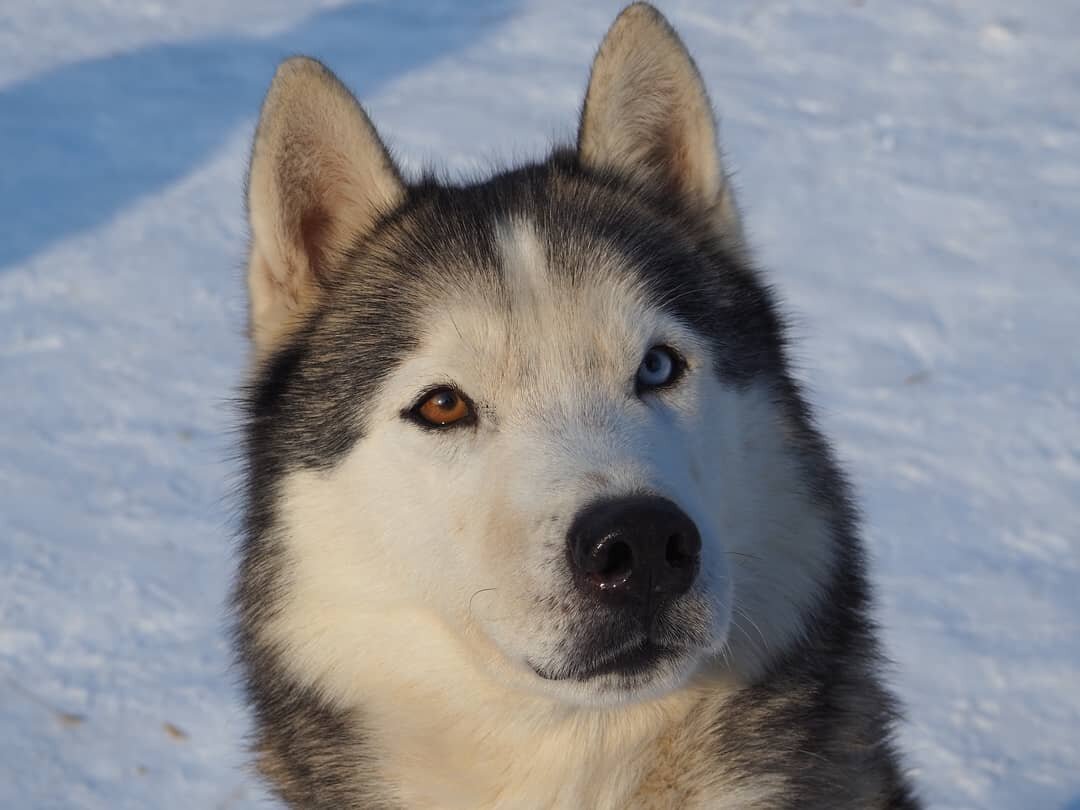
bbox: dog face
[288,216,741,704]
[239,6,835,708]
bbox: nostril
[586,538,633,589]
[665,533,699,569]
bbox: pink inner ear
[300,206,333,282]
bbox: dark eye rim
[402,385,478,431]
[635,345,687,395]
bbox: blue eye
[636,346,681,391]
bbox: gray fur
[232,4,919,807]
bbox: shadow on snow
[0,0,517,269]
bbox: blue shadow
[0,1,515,269]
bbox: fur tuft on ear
[246,57,405,356]
[578,3,741,236]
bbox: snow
[1,1,1076,807]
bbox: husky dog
[233,4,918,807]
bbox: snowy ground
[1,1,1077,808]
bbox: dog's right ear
[246,57,405,356]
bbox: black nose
[567,496,701,608]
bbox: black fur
[234,149,918,807]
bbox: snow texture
[1,1,1077,808]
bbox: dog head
[238,4,836,708]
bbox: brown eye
[411,387,474,428]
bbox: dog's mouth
[530,639,684,682]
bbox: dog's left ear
[578,3,741,236]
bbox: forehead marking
[495,217,552,308]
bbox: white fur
[238,3,859,804]
[257,219,831,807]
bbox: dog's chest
[378,709,780,810]
[385,759,776,810]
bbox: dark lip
[531,640,682,682]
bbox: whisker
[467,587,498,621]
[733,604,770,653]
